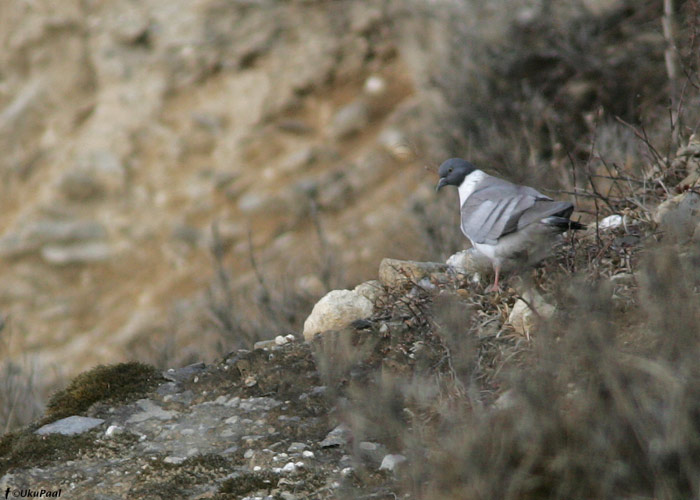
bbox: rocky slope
[0,0,463,398]
[3,6,699,490]
[2,172,700,498]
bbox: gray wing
[460,176,573,244]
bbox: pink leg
[486,266,501,293]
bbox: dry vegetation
[3,1,700,497]
[312,1,700,498]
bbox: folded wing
[460,176,573,244]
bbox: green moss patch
[0,429,96,475]
[44,362,163,424]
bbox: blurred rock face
[0,1,441,386]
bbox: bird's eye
[448,168,453,173]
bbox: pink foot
[485,266,501,293]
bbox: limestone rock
[353,280,384,304]
[303,289,373,341]
[378,258,448,289]
[508,289,555,337]
[35,416,105,436]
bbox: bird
[436,158,585,292]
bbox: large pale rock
[378,258,447,289]
[508,289,555,337]
[654,192,700,242]
[303,289,373,341]
[353,280,384,304]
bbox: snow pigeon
[436,158,585,291]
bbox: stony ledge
[2,188,698,497]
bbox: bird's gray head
[436,158,478,192]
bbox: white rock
[282,462,297,473]
[302,289,373,341]
[164,456,186,465]
[105,425,124,437]
[363,75,386,95]
[379,454,407,472]
[598,214,624,230]
[302,450,315,458]
[275,335,288,345]
[508,289,555,337]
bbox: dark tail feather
[543,216,586,231]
